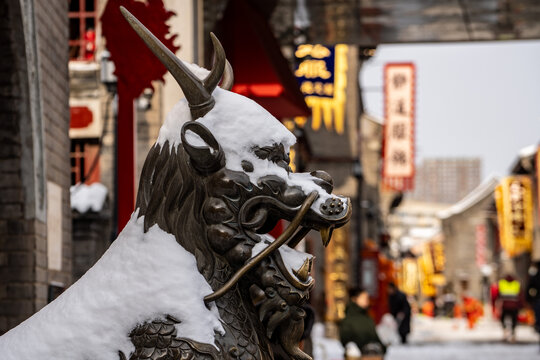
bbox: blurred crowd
[299,263,540,360]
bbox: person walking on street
[497,274,523,342]
[387,282,411,344]
[339,287,386,357]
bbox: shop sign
[432,241,445,273]
[401,258,418,296]
[294,44,348,134]
[418,256,436,297]
[382,63,415,191]
[324,225,349,321]
[475,224,487,267]
[495,176,534,257]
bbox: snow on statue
[0,7,351,360]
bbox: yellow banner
[495,176,534,257]
[324,225,350,321]
[401,258,418,296]
[432,241,446,273]
[295,44,348,134]
[418,256,436,297]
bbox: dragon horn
[120,7,227,120]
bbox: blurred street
[2,0,540,358]
[387,314,540,360]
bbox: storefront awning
[214,0,310,119]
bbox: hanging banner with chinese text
[495,176,534,257]
[294,44,348,134]
[400,258,418,296]
[475,224,487,267]
[383,63,415,191]
[324,225,350,322]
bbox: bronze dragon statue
[0,7,351,360]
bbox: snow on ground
[386,343,540,360]
[312,323,345,360]
[312,314,540,360]
[0,211,223,360]
[70,182,108,213]
[408,314,538,343]
[386,314,540,360]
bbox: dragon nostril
[320,197,345,216]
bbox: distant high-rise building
[411,158,482,204]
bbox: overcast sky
[361,40,540,180]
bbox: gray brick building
[412,158,482,204]
[0,0,72,334]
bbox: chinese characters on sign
[383,63,415,191]
[495,176,534,257]
[400,258,418,296]
[475,224,487,267]
[324,226,350,321]
[294,44,348,134]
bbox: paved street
[387,343,539,360]
[386,315,540,360]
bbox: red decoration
[70,106,93,129]
[101,0,179,98]
[101,0,179,232]
[214,0,310,119]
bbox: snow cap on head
[156,61,296,184]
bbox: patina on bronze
[119,7,351,360]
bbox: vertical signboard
[295,44,348,134]
[475,224,487,267]
[383,63,415,191]
[47,182,63,271]
[401,257,418,296]
[495,176,534,257]
[324,225,350,322]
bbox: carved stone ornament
[0,6,350,360]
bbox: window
[69,0,97,60]
[70,139,100,185]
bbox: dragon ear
[181,122,225,175]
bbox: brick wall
[0,0,36,333]
[0,0,71,334]
[34,0,72,294]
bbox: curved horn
[204,33,226,93]
[221,60,234,90]
[120,7,226,120]
[180,122,225,175]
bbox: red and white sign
[383,63,415,191]
[475,224,487,267]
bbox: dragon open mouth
[205,191,351,303]
[238,192,352,248]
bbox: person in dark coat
[387,282,411,344]
[339,287,386,355]
[497,274,523,342]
